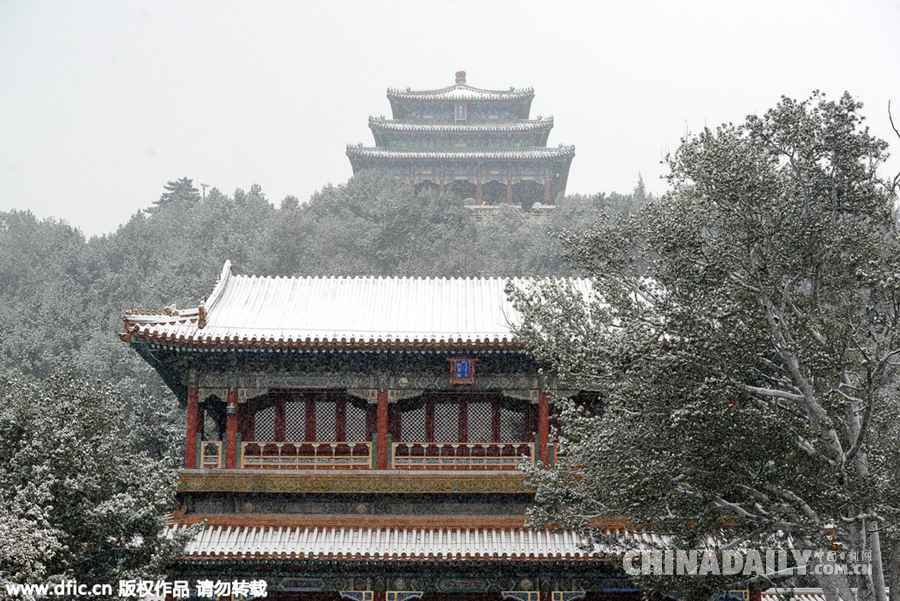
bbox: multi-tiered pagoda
[347,71,574,208]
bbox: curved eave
[166,521,654,566]
[368,117,553,134]
[369,119,553,147]
[386,85,534,102]
[175,554,615,565]
[126,330,527,353]
[346,146,575,162]
[387,88,534,121]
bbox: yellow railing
[240,441,372,470]
[391,442,534,470]
[200,441,222,469]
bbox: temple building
[347,71,575,208]
[121,261,650,601]
[120,262,805,601]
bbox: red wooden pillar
[425,399,434,442]
[305,396,316,441]
[506,177,513,204]
[749,590,762,601]
[537,390,550,463]
[491,398,501,442]
[336,398,347,442]
[458,398,468,443]
[274,397,286,441]
[475,175,483,205]
[225,388,238,469]
[376,389,389,469]
[543,176,552,204]
[184,386,200,469]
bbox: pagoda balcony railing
[392,441,534,470]
[240,441,372,470]
[200,441,222,469]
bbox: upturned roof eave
[367,116,554,134]
[121,264,593,359]
[126,331,529,354]
[385,84,535,102]
[345,146,576,161]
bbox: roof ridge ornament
[198,303,208,329]
[202,260,233,313]
[455,70,466,85]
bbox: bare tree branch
[890,100,900,194]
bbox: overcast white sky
[1,0,899,236]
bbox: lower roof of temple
[166,524,666,562]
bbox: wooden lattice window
[346,401,368,442]
[284,400,306,440]
[399,401,426,441]
[500,403,527,442]
[467,400,493,442]
[315,400,337,441]
[254,405,275,441]
[433,400,459,442]
[396,396,532,443]
[252,396,371,443]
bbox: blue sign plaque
[449,357,475,384]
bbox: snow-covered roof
[168,525,667,561]
[346,145,576,162]
[387,84,534,103]
[368,116,554,134]
[123,261,591,351]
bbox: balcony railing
[200,441,222,469]
[198,440,536,471]
[392,442,534,470]
[240,441,372,470]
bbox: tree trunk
[869,527,888,601]
[847,403,888,601]
[889,539,899,601]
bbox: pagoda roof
[387,84,534,103]
[167,524,665,562]
[346,145,575,162]
[122,261,591,352]
[368,116,554,134]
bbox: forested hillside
[0,171,646,398]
